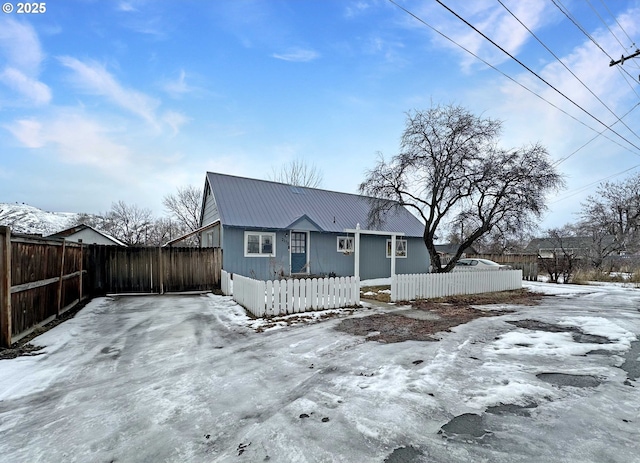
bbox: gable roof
[204,172,426,237]
[524,235,617,253]
[48,224,127,246]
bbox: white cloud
[162,110,189,135]
[58,56,160,126]
[0,19,44,74]
[1,68,52,105]
[345,1,371,18]
[7,113,130,168]
[162,70,193,97]
[272,48,320,62]
[6,119,45,148]
[0,19,51,107]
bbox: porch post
[354,223,361,279]
[390,234,396,278]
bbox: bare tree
[359,104,565,272]
[106,200,154,245]
[580,173,640,263]
[268,159,324,188]
[537,225,581,283]
[163,185,202,244]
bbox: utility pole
[610,49,640,67]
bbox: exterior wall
[307,233,355,277]
[201,185,220,226]
[222,227,290,280]
[202,223,221,248]
[65,229,122,246]
[222,226,430,281]
[359,235,429,280]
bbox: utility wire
[598,0,637,52]
[549,163,640,203]
[385,0,640,159]
[586,0,628,52]
[432,0,640,153]
[551,0,611,58]
[553,102,640,167]
[497,0,640,144]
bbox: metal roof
[205,172,426,237]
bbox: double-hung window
[337,236,354,252]
[245,232,276,257]
[386,239,407,258]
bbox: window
[244,232,276,257]
[386,239,407,258]
[337,236,354,252]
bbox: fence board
[224,272,361,317]
[1,231,222,347]
[391,270,522,302]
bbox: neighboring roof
[48,224,127,246]
[524,236,616,253]
[204,172,426,237]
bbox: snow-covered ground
[1,283,639,462]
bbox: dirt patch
[336,289,543,343]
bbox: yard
[0,282,639,462]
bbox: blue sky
[2,0,640,231]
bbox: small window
[245,232,276,257]
[337,236,354,252]
[386,239,407,258]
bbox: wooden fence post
[0,226,12,347]
[57,239,66,316]
[78,240,83,301]
[158,246,164,294]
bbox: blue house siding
[307,233,354,277]
[221,226,430,281]
[201,186,219,225]
[222,227,290,280]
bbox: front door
[290,232,308,274]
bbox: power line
[549,163,640,204]
[385,0,640,159]
[586,0,628,52]
[432,0,640,153]
[598,0,637,53]
[497,0,640,145]
[553,102,640,167]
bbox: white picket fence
[221,270,360,317]
[391,269,523,302]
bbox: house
[47,224,127,246]
[524,236,598,259]
[198,172,430,281]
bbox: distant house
[198,172,430,281]
[524,236,612,259]
[48,224,127,246]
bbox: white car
[453,258,510,271]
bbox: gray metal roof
[206,172,426,237]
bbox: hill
[0,203,83,236]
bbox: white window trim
[386,239,407,258]
[244,231,276,257]
[337,236,354,252]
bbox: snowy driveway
[1,283,639,463]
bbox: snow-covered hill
[0,203,83,236]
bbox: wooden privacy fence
[0,226,222,347]
[222,270,360,317]
[1,227,88,347]
[391,269,523,302]
[87,245,222,295]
